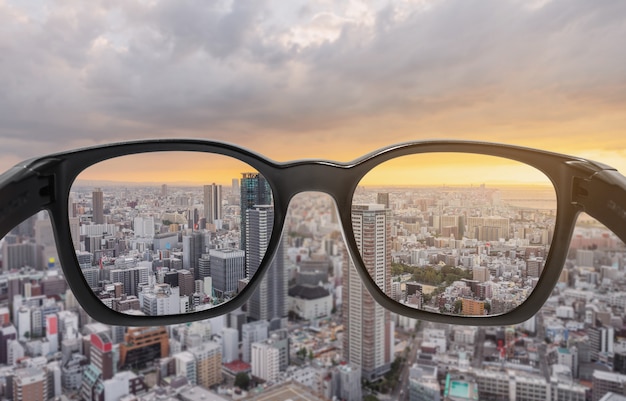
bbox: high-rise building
[221,328,239,364]
[3,242,42,271]
[178,269,195,297]
[240,172,271,251]
[109,265,149,297]
[183,231,205,280]
[245,206,287,328]
[343,204,393,381]
[377,192,390,209]
[90,332,115,380]
[92,188,104,224]
[209,249,245,298]
[198,253,211,281]
[241,320,269,363]
[174,351,197,385]
[335,364,363,401]
[46,314,59,353]
[204,184,223,225]
[592,370,626,401]
[0,325,17,365]
[189,342,222,388]
[119,327,169,369]
[13,367,47,401]
[251,341,279,382]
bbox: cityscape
[0,163,624,401]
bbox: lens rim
[68,151,275,317]
[349,151,558,319]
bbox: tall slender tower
[343,204,393,381]
[203,183,223,226]
[240,173,271,252]
[183,231,205,281]
[92,188,104,224]
[245,205,287,329]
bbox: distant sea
[498,187,557,210]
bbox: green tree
[234,373,250,390]
[454,299,463,314]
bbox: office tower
[221,328,239,363]
[3,242,42,271]
[189,342,222,388]
[240,172,271,251]
[241,320,269,363]
[197,254,211,281]
[92,188,104,224]
[231,178,239,196]
[245,206,287,328]
[119,327,169,369]
[204,183,223,224]
[109,265,149,297]
[133,217,155,238]
[343,204,393,381]
[209,249,245,298]
[183,231,205,280]
[161,184,168,197]
[90,332,115,380]
[377,192,390,209]
[178,270,194,297]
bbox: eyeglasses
[1,139,625,327]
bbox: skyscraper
[377,192,390,209]
[240,173,271,251]
[90,332,115,380]
[92,188,104,224]
[209,249,245,298]
[245,206,287,329]
[343,204,393,381]
[183,231,205,280]
[203,183,223,226]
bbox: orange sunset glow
[0,1,624,177]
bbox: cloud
[0,0,625,168]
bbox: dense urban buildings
[0,174,624,401]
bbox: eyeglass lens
[68,152,278,317]
[350,153,557,318]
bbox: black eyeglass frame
[1,139,625,327]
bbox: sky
[1,0,625,175]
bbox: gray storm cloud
[0,0,624,163]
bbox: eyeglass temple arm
[0,159,57,240]
[572,168,626,244]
